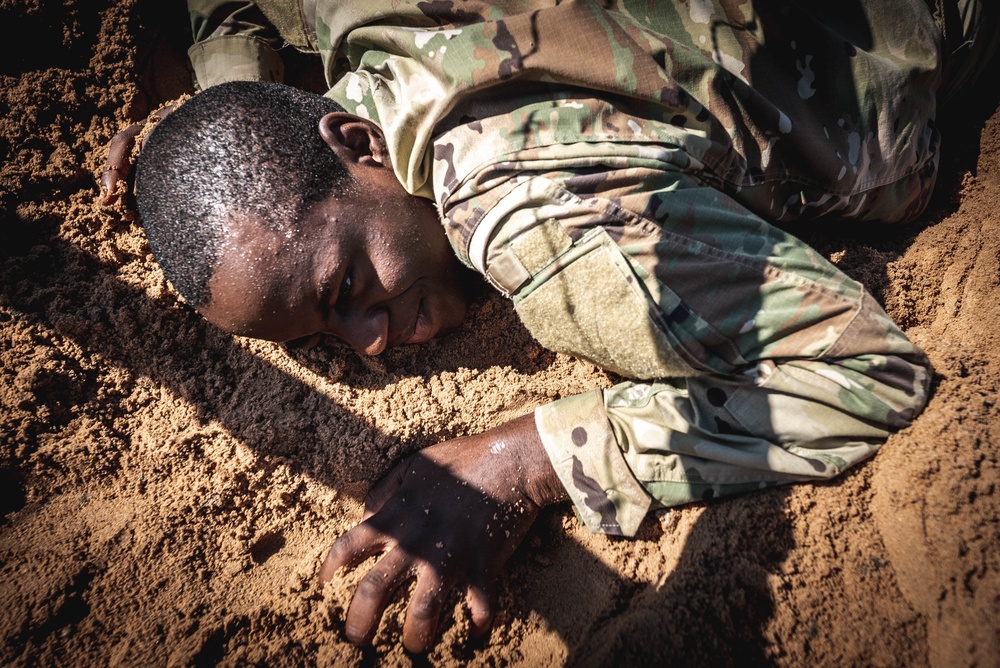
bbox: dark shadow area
[0,1,103,76]
[135,0,329,96]
[249,530,287,565]
[0,220,390,496]
[0,465,27,525]
[785,64,1000,317]
[502,488,794,667]
[929,69,1000,214]
[786,52,1000,298]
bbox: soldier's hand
[99,102,178,205]
[319,413,567,653]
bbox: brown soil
[2,1,998,665]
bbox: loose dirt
[2,1,998,665]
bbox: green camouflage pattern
[185,0,939,536]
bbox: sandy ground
[2,0,999,665]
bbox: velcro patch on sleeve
[514,228,697,380]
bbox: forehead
[200,213,325,339]
[216,213,303,289]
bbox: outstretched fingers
[320,458,414,586]
[465,580,495,638]
[344,548,415,646]
[402,565,454,653]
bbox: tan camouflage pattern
[187,0,287,89]
[185,0,939,536]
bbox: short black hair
[135,81,350,308]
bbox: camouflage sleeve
[471,167,933,537]
[186,0,284,90]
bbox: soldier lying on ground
[100,0,997,654]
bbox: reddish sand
[2,1,998,665]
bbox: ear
[318,112,391,167]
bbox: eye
[336,269,353,307]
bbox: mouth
[403,299,434,345]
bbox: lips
[403,299,433,345]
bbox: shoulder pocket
[507,226,699,380]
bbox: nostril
[360,335,387,356]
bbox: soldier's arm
[316,166,932,651]
[456,166,932,536]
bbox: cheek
[238,298,318,342]
[439,265,472,322]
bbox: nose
[330,306,390,356]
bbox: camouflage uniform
[186,0,943,536]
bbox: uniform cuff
[187,35,284,90]
[534,389,652,536]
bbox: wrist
[500,413,569,508]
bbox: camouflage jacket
[187,0,938,535]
